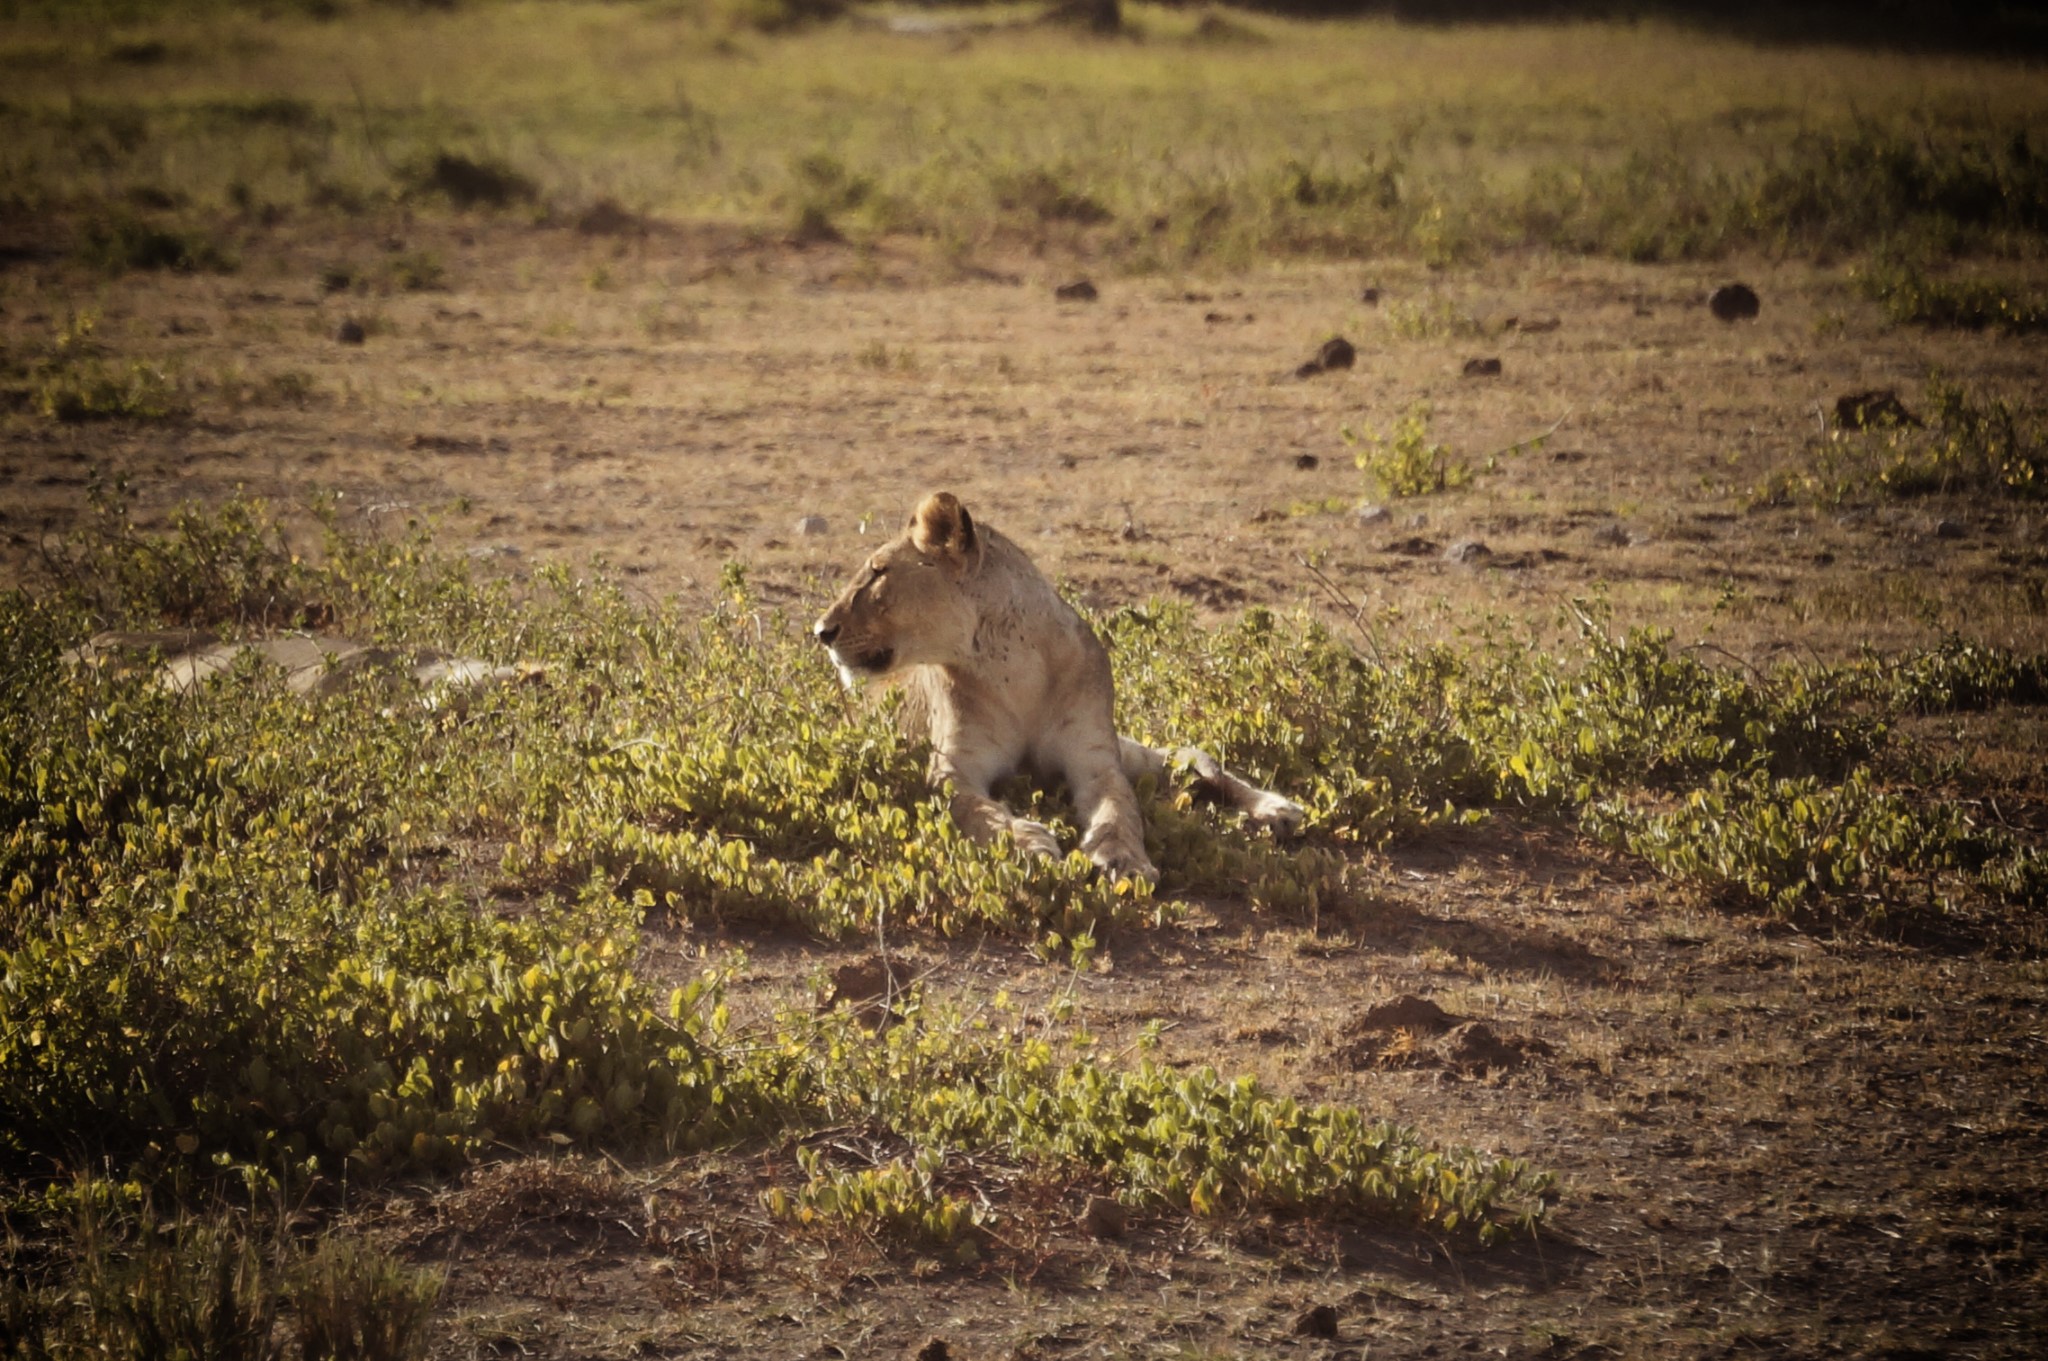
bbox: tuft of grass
[386,249,446,292]
[291,1239,442,1361]
[397,151,536,211]
[76,212,233,275]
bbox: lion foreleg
[1068,760,1160,886]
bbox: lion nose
[814,621,839,647]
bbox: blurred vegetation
[0,3,2044,270]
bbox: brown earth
[5,218,2048,1359]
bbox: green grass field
[5,1,2047,270]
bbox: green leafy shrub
[1856,261,2048,334]
[768,1145,988,1253]
[1584,769,1967,916]
[4,496,2041,1233]
[1776,375,2045,504]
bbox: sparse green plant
[1381,295,1484,341]
[29,314,186,422]
[1346,402,1470,498]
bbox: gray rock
[795,514,830,537]
[1444,538,1492,564]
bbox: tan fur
[814,492,1302,883]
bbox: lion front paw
[1008,817,1062,861]
[1082,826,1159,886]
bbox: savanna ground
[3,3,2048,1359]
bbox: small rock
[1590,522,1632,547]
[1444,538,1492,564]
[1054,279,1098,302]
[574,197,643,236]
[1834,389,1921,429]
[1517,315,1562,333]
[1934,518,1966,540]
[1078,1194,1127,1239]
[1360,286,1381,304]
[335,318,366,345]
[1709,283,1761,322]
[795,514,829,537]
[1353,504,1391,527]
[1294,453,1320,470]
[1462,356,1503,377]
[1293,1303,1340,1338]
[1295,335,1356,378]
[464,542,523,561]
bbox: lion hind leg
[1118,737,1305,836]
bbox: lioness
[813,492,1303,884]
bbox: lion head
[813,492,986,689]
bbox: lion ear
[908,492,980,573]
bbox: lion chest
[918,608,1110,782]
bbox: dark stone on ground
[1296,335,1356,378]
[1709,282,1761,321]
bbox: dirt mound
[1334,995,1551,1074]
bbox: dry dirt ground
[5,218,2048,1359]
